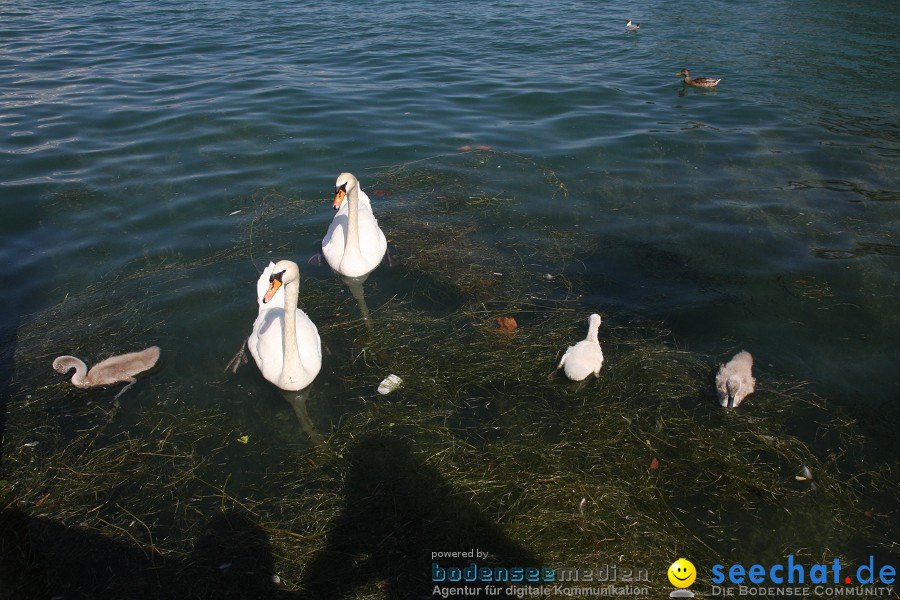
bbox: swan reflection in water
[281,385,324,446]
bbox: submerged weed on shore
[2,156,896,599]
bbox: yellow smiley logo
[668,558,697,588]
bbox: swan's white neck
[585,318,601,344]
[342,184,363,269]
[279,278,305,388]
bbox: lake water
[1,0,898,595]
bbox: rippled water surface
[1,0,898,593]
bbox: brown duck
[676,68,721,88]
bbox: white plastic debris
[795,465,814,481]
[377,374,403,395]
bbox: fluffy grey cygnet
[53,346,161,400]
[715,350,755,408]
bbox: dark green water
[1,0,898,595]
[2,0,897,405]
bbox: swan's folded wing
[357,188,374,210]
[249,308,285,383]
[322,212,348,269]
[356,208,388,266]
[296,309,323,376]
[92,346,161,379]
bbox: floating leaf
[496,316,518,332]
[236,435,250,444]
[649,457,660,470]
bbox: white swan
[556,314,604,381]
[715,350,756,408]
[53,346,160,399]
[248,260,322,391]
[322,172,387,279]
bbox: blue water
[1,0,898,591]
[4,0,897,402]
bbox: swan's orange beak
[333,187,346,210]
[263,278,282,303]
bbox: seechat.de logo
[668,558,696,598]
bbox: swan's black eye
[269,270,285,283]
[336,182,347,194]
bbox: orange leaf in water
[36,493,51,506]
[458,145,472,151]
[496,316,518,332]
[649,457,660,470]
[864,511,874,518]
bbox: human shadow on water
[298,433,540,599]
[0,507,294,600]
[1,438,541,599]
[185,510,291,599]
[341,274,374,333]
